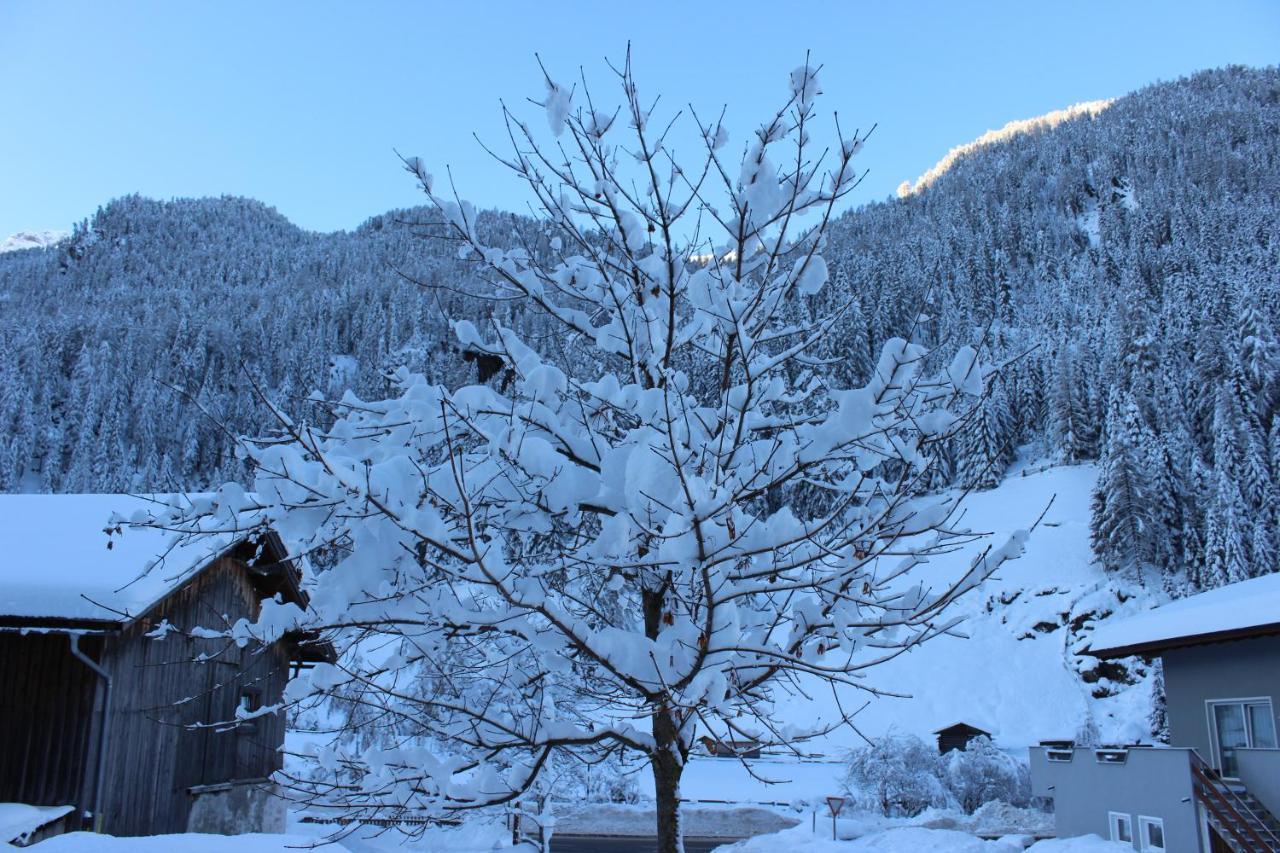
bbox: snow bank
[12,832,318,851]
[14,820,510,852]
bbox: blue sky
[1,1,1276,238]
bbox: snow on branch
[140,49,1018,846]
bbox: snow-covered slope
[0,229,67,253]
[777,462,1154,752]
[896,100,1113,196]
[632,463,1157,805]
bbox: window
[1095,748,1128,764]
[1109,812,1133,844]
[1209,699,1277,777]
[1138,816,1165,851]
[237,687,261,734]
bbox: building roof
[932,722,992,736]
[1086,572,1280,657]
[0,493,261,626]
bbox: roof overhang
[1087,621,1280,658]
[0,531,335,664]
[0,616,117,635]
[932,722,992,736]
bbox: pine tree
[957,381,1013,490]
[1204,466,1251,585]
[1091,391,1154,578]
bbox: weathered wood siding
[0,632,98,813]
[90,556,290,836]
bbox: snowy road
[550,837,735,852]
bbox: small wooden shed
[0,494,332,838]
[933,722,992,755]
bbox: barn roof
[0,493,315,637]
[932,722,992,736]
[1086,572,1280,658]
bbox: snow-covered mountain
[897,99,1114,197]
[0,65,1275,599]
[0,230,67,254]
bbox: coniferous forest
[1,66,1276,597]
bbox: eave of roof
[932,722,992,735]
[1087,620,1280,658]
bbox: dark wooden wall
[0,632,98,813]
[92,555,291,836]
[0,555,293,837]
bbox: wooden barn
[933,721,992,755]
[0,494,332,838]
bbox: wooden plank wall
[0,632,98,814]
[94,557,290,836]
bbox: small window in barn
[1138,816,1164,851]
[1108,812,1132,844]
[237,687,261,734]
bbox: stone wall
[187,781,286,835]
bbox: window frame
[1205,696,1276,778]
[236,686,262,735]
[1138,815,1165,851]
[1109,811,1133,844]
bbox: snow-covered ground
[762,462,1154,754]
[553,802,798,837]
[10,464,1156,853]
[720,825,1127,852]
[4,832,319,852]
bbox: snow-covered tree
[129,56,1029,852]
[956,380,1013,490]
[1091,391,1155,578]
[843,734,952,817]
[941,736,1031,814]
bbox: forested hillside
[1,65,1276,595]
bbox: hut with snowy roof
[933,722,992,755]
[0,494,332,839]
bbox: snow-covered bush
[843,735,953,817]
[941,736,1031,813]
[551,753,643,805]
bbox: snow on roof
[1087,571,1280,656]
[931,721,992,735]
[0,493,252,624]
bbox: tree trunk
[651,706,685,853]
